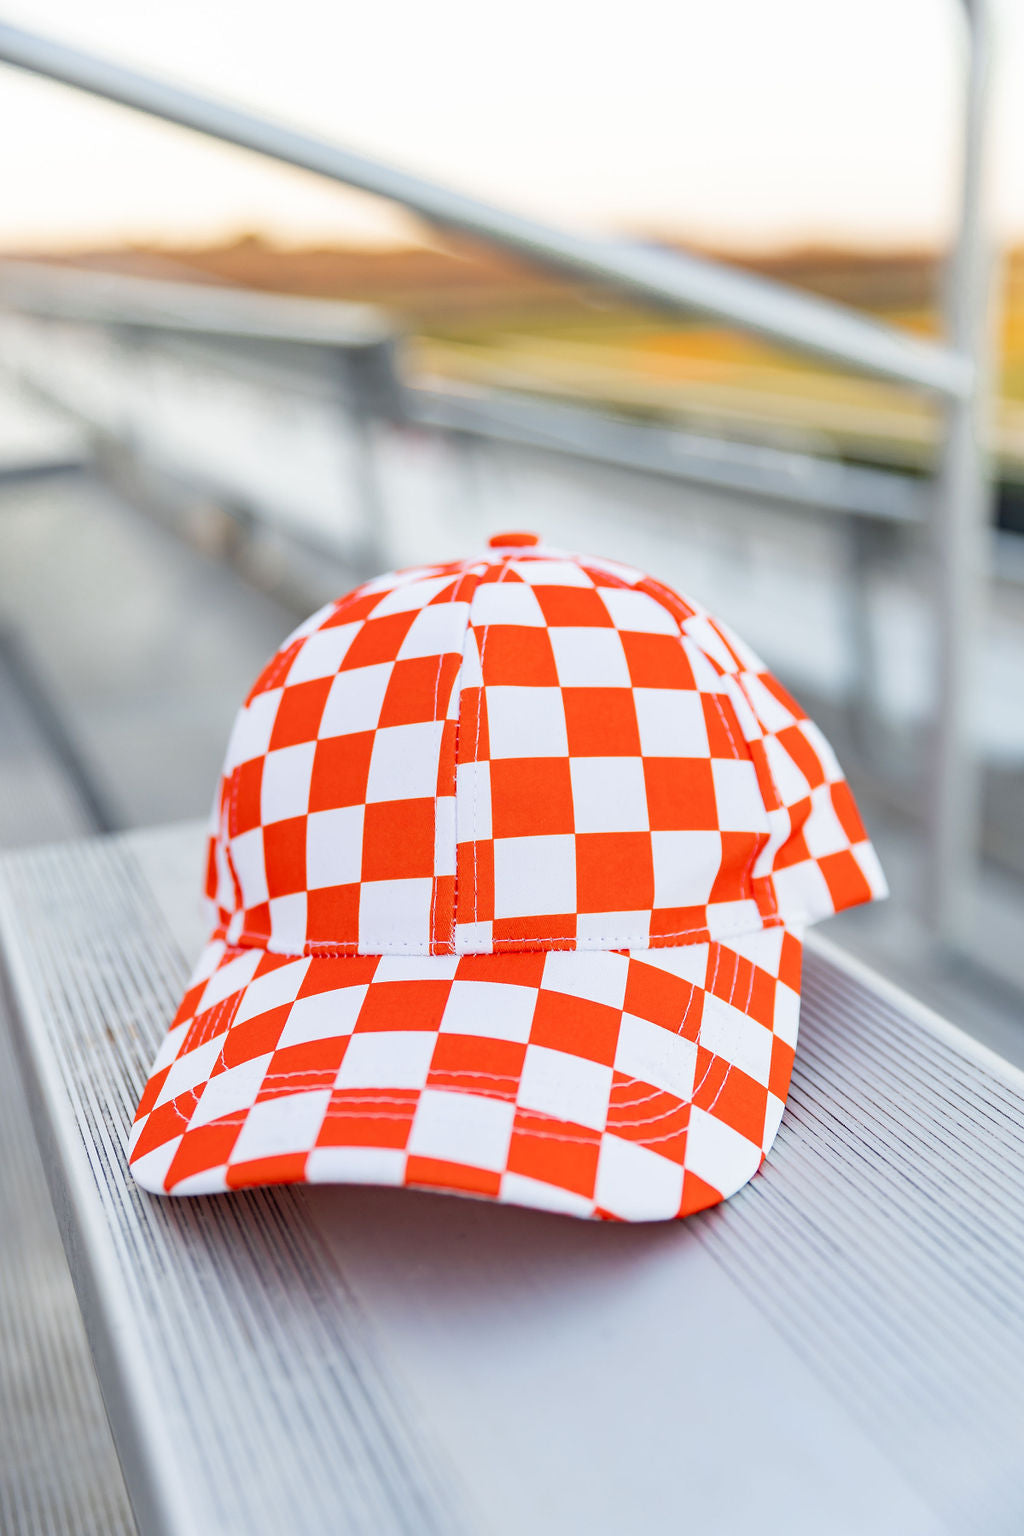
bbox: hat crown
[205,546,882,958]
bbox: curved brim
[129,927,803,1222]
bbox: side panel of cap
[664,601,889,926]
[206,560,479,957]
[452,554,773,953]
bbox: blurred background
[0,0,1022,1055]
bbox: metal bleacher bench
[2,821,1024,1536]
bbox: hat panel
[207,563,479,958]
[452,556,773,953]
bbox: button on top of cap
[487,530,541,549]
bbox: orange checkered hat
[130,533,886,1219]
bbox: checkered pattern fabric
[131,538,886,1219]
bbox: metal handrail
[0,20,971,399]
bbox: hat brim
[130,926,803,1221]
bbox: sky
[1,0,1023,254]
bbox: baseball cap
[129,532,886,1220]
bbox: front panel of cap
[208,562,476,957]
[452,555,774,953]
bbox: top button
[487,530,541,549]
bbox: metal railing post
[929,0,996,942]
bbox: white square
[762,1092,787,1153]
[268,893,308,953]
[598,587,678,634]
[550,628,630,687]
[306,806,364,889]
[373,575,459,615]
[570,757,649,833]
[197,949,262,1013]
[229,827,269,908]
[486,687,568,759]
[358,879,433,950]
[499,1172,595,1218]
[374,956,460,982]
[336,1030,436,1089]
[286,624,359,684]
[772,861,833,922]
[740,670,796,733]
[319,663,392,737]
[802,788,851,859]
[408,1088,515,1171]
[511,558,592,587]
[684,614,738,675]
[434,795,456,878]
[398,602,470,659]
[493,835,576,919]
[155,1033,227,1109]
[278,986,368,1046]
[684,1105,761,1198]
[594,1134,684,1220]
[614,1012,697,1100]
[306,1146,407,1185]
[651,830,722,908]
[699,991,773,1085]
[471,581,546,627]
[763,734,811,807]
[633,689,709,758]
[366,721,444,803]
[439,980,538,1042]
[541,950,628,1009]
[224,690,281,771]
[230,1089,331,1164]
[233,959,311,1024]
[261,742,316,825]
[577,911,650,947]
[517,1045,613,1131]
[711,759,770,833]
[454,920,493,954]
[191,1054,272,1130]
[638,943,710,989]
[457,761,492,838]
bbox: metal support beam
[929,0,996,942]
[0,21,970,398]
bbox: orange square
[492,913,576,947]
[831,780,867,844]
[379,655,460,727]
[507,1111,600,1197]
[248,639,300,701]
[306,884,360,943]
[308,732,373,810]
[232,758,264,835]
[818,850,872,913]
[769,1035,796,1101]
[455,951,547,988]
[576,832,654,914]
[709,832,762,903]
[362,798,435,881]
[405,1156,501,1199]
[530,988,621,1065]
[340,612,417,668]
[480,625,558,685]
[259,1037,350,1096]
[354,979,452,1032]
[534,586,612,627]
[622,632,694,689]
[263,817,306,896]
[644,758,717,830]
[623,958,698,1032]
[270,678,333,748]
[318,1087,416,1148]
[227,1152,309,1189]
[457,839,494,924]
[428,1034,525,1094]
[777,722,828,791]
[702,1065,768,1145]
[490,757,574,838]
[220,1004,290,1068]
[167,1118,244,1186]
[562,688,641,756]
[607,1074,689,1162]
[649,905,707,944]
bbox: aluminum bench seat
[2,821,1023,1536]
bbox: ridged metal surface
[699,941,1024,1536]
[3,824,1024,1533]
[0,833,466,1536]
[0,1002,135,1536]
